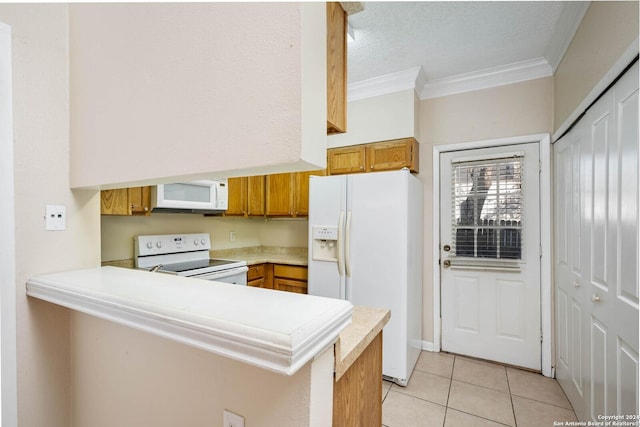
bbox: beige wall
[72,313,329,427]
[69,3,327,190]
[0,4,101,426]
[2,5,324,426]
[418,77,553,343]
[101,215,308,262]
[554,1,639,132]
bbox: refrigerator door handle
[345,210,352,277]
[337,210,346,276]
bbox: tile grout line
[441,355,457,427]
[506,366,518,427]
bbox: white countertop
[26,266,352,375]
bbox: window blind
[451,156,524,260]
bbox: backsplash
[101,214,308,262]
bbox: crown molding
[420,58,553,100]
[347,66,424,102]
[348,58,553,102]
[545,1,590,72]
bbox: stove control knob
[146,242,153,249]
[194,239,199,246]
[201,239,206,245]
[156,241,162,249]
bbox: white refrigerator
[307,169,423,385]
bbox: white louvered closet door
[440,142,541,370]
[554,62,639,421]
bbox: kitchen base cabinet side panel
[263,263,275,289]
[332,332,383,426]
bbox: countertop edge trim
[26,277,351,376]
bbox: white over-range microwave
[151,179,228,214]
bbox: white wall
[0,5,101,426]
[327,89,419,148]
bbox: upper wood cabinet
[294,170,327,216]
[326,2,347,135]
[327,145,367,175]
[100,187,151,216]
[266,173,295,216]
[226,176,265,217]
[327,138,420,175]
[367,138,419,172]
[266,170,325,217]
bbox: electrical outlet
[45,204,66,231]
[229,231,236,242]
[223,410,244,427]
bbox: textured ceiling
[347,1,586,84]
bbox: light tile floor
[382,351,578,427]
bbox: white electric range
[134,233,248,285]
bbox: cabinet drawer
[273,264,308,281]
[274,278,307,294]
[248,278,265,288]
[247,264,265,281]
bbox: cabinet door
[326,2,347,134]
[100,189,130,215]
[226,177,248,216]
[274,278,308,294]
[274,264,308,281]
[247,264,265,282]
[128,186,151,215]
[294,170,326,216]
[266,173,294,216]
[247,175,266,216]
[367,138,419,173]
[327,146,366,175]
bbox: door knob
[591,294,601,303]
[572,281,581,288]
[443,244,451,252]
[443,260,451,268]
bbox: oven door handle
[194,266,248,280]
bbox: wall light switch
[223,410,244,427]
[45,204,66,231]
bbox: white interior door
[440,143,541,370]
[555,62,639,421]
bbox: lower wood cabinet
[247,264,267,288]
[333,332,383,426]
[245,263,307,294]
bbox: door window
[451,155,524,260]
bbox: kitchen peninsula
[26,266,389,426]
